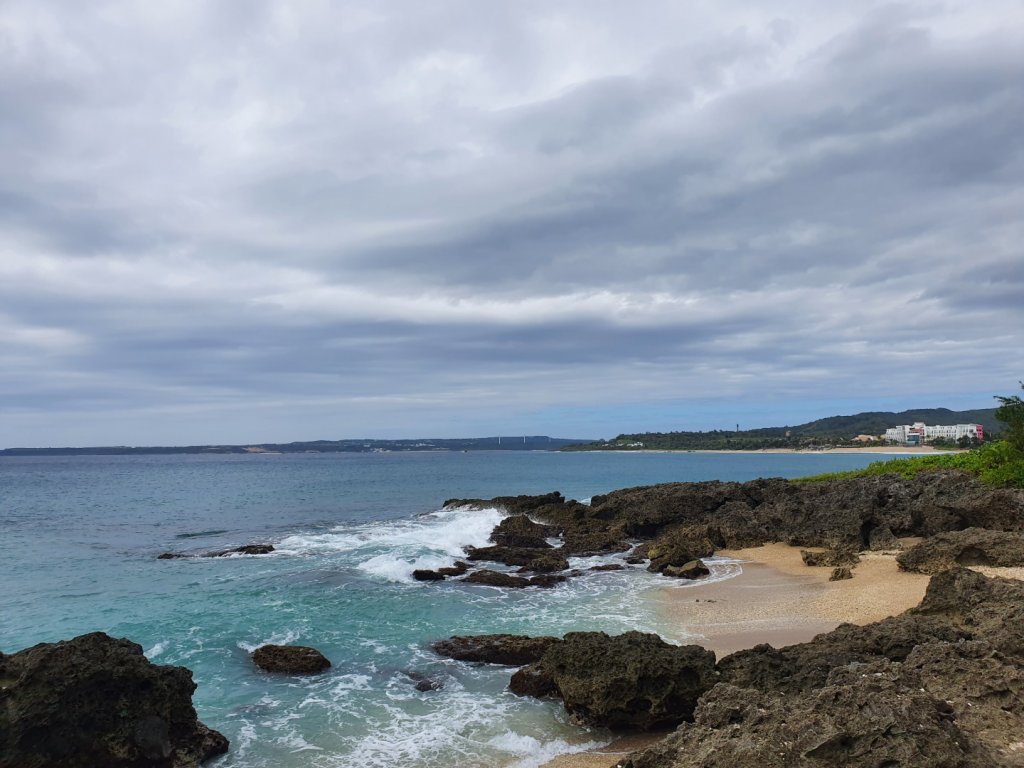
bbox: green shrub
[796,440,1024,488]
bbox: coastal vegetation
[799,386,1024,489]
[562,407,1000,451]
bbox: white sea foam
[276,505,505,585]
[144,640,169,659]
[236,628,301,653]
[489,732,605,768]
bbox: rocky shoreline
[3,469,1023,767]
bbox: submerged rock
[590,563,625,571]
[405,670,445,691]
[897,528,1024,574]
[251,644,331,674]
[0,632,228,767]
[431,634,559,666]
[157,544,275,560]
[412,569,446,581]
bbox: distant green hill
[565,408,1001,451]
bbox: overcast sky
[1,1,1022,447]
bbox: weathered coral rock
[436,561,470,576]
[829,566,853,581]
[897,528,1024,574]
[465,545,567,571]
[646,526,716,574]
[0,632,228,767]
[490,514,556,548]
[514,553,572,573]
[509,662,558,697]
[531,631,718,729]
[431,634,558,666]
[717,614,969,695]
[462,569,533,587]
[620,674,994,768]
[251,644,331,674]
[662,560,710,580]
[560,530,632,556]
[800,547,860,568]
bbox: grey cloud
[0,1,1022,445]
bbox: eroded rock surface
[897,527,1024,574]
[532,631,718,730]
[251,644,331,674]
[0,632,228,768]
[431,634,558,666]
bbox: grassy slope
[796,440,1024,488]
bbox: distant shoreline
[578,446,962,456]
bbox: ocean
[0,450,899,767]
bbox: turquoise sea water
[0,450,900,767]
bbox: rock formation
[431,634,559,665]
[251,644,331,674]
[896,527,1024,573]
[0,632,228,767]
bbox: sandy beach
[539,541,935,768]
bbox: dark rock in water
[620,671,995,768]
[509,662,557,697]
[444,491,566,514]
[646,526,716,574]
[515,553,571,574]
[405,671,444,691]
[560,531,631,556]
[528,573,568,588]
[531,631,718,729]
[465,545,566,570]
[662,560,710,580]
[216,544,274,556]
[490,514,556,548]
[431,634,559,666]
[800,547,859,568]
[436,561,470,576]
[462,569,533,588]
[829,566,853,581]
[412,569,446,581]
[163,544,277,559]
[251,644,331,674]
[589,563,625,571]
[0,632,228,768]
[896,527,1024,574]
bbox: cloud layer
[1,1,1022,445]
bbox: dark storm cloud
[1,0,1022,445]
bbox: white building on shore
[883,422,984,445]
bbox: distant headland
[0,436,589,456]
